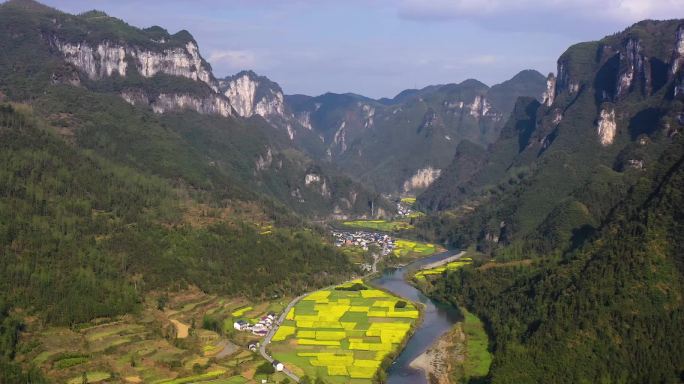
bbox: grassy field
[341,219,413,232]
[270,280,419,383]
[18,288,292,384]
[413,258,473,281]
[392,239,438,259]
[462,309,492,379]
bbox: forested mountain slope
[413,19,684,384]
[286,70,546,194]
[0,0,390,218]
[418,20,684,257]
[428,133,684,383]
[0,103,356,325]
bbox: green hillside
[414,18,684,383]
[0,0,390,219]
[427,135,684,383]
[0,102,358,379]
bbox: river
[371,250,463,384]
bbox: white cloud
[208,49,257,69]
[398,0,680,24]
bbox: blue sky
[38,0,681,98]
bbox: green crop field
[270,280,419,383]
[414,258,473,281]
[392,239,438,258]
[462,309,492,379]
[341,220,413,232]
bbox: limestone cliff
[218,71,285,119]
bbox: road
[259,248,386,382]
[260,293,307,383]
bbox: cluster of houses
[332,230,395,256]
[396,201,413,217]
[233,312,277,337]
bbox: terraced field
[20,289,292,384]
[413,258,473,281]
[269,280,419,383]
[341,219,413,232]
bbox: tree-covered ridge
[417,19,684,258]
[286,71,546,194]
[0,103,357,327]
[0,0,391,218]
[409,18,684,383]
[427,135,684,383]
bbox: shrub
[255,361,275,375]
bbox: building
[248,341,260,352]
[233,320,249,331]
[272,360,284,372]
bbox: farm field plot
[414,258,473,281]
[341,219,413,232]
[18,288,292,384]
[392,239,438,258]
[270,280,419,383]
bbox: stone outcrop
[542,73,556,107]
[671,25,684,77]
[596,107,617,146]
[403,167,441,192]
[121,89,232,117]
[218,71,285,119]
[469,95,491,119]
[53,38,216,90]
[616,38,645,98]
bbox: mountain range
[1,0,683,383]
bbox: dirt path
[170,319,189,338]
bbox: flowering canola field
[270,280,419,383]
[414,258,473,281]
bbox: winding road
[259,293,306,383]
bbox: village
[233,312,278,337]
[396,200,414,217]
[332,230,396,256]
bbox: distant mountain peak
[1,0,56,12]
[458,78,489,89]
[508,69,546,82]
[218,70,285,119]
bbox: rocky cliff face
[403,167,441,193]
[53,38,217,90]
[218,71,285,119]
[542,73,556,107]
[671,26,684,77]
[121,89,232,117]
[50,32,238,117]
[468,95,493,119]
[54,40,127,80]
[596,106,617,146]
[616,38,644,98]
